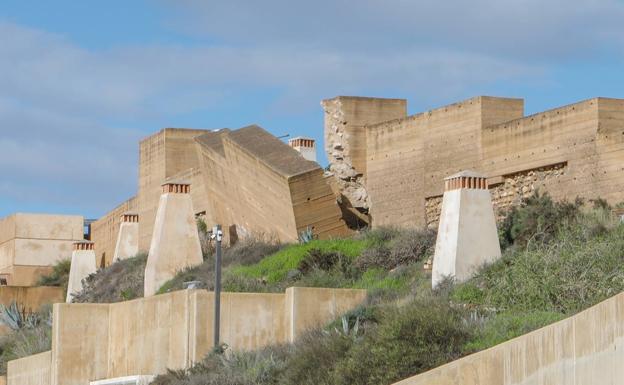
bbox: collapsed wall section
[196,125,349,241]
[322,96,407,216]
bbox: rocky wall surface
[322,98,370,211]
[425,163,567,228]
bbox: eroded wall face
[322,97,407,213]
[197,136,299,242]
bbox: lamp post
[212,224,223,349]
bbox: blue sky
[1,0,623,218]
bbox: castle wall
[322,96,407,212]
[137,129,208,252]
[19,287,366,385]
[197,133,298,241]
[365,96,523,228]
[393,290,624,385]
[90,197,138,267]
[196,127,348,242]
[357,96,624,228]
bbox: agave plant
[298,227,315,244]
[0,301,42,330]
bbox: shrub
[0,307,52,374]
[36,259,71,290]
[232,239,366,284]
[461,222,624,314]
[158,235,283,294]
[332,297,473,385]
[354,228,435,271]
[465,311,565,352]
[72,253,147,303]
[152,346,288,385]
[498,191,582,248]
[279,331,354,385]
[298,249,349,275]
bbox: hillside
[25,192,624,385]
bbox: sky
[1,0,624,219]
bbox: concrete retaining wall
[7,350,51,385]
[13,287,365,385]
[393,291,624,385]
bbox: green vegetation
[0,305,52,374]
[73,253,147,303]
[153,192,624,385]
[36,259,71,294]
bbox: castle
[2,93,624,384]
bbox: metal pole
[213,224,223,349]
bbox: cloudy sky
[1,0,624,218]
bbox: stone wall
[13,287,366,385]
[322,96,407,215]
[329,95,624,229]
[425,162,567,228]
[393,290,624,385]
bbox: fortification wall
[393,290,624,385]
[353,96,624,228]
[137,128,208,252]
[0,214,84,286]
[18,287,365,385]
[322,96,407,213]
[90,197,138,267]
[365,96,523,228]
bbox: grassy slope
[152,193,624,385]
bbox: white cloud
[6,0,623,216]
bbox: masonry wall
[29,287,365,385]
[322,96,407,213]
[0,214,84,286]
[138,129,208,252]
[358,96,624,228]
[90,197,138,267]
[365,96,523,227]
[196,133,297,241]
[393,290,624,385]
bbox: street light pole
[212,224,223,349]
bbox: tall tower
[432,171,501,288]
